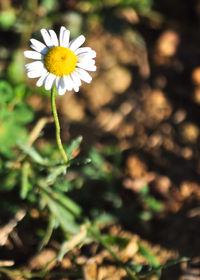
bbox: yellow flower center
[44,46,77,76]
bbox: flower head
[24,27,96,95]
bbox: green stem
[51,86,68,162]
[88,225,139,280]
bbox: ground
[1,0,200,279]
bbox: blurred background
[1,0,200,279]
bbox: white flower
[24,26,96,95]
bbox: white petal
[63,75,72,91]
[75,68,92,83]
[59,26,66,47]
[70,72,81,87]
[56,76,61,88]
[78,57,96,65]
[63,75,73,91]
[73,85,79,92]
[36,72,49,87]
[69,74,80,92]
[24,50,43,60]
[41,29,53,47]
[62,30,70,47]
[69,35,85,52]
[67,75,76,91]
[77,62,96,71]
[25,61,45,71]
[44,73,56,90]
[60,76,66,89]
[77,50,96,60]
[79,59,95,66]
[49,30,59,46]
[30,39,48,54]
[57,86,66,95]
[74,47,92,55]
[30,45,48,55]
[27,69,46,78]
[57,77,67,95]
[89,50,96,57]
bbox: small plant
[0,24,188,280]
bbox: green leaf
[137,211,152,221]
[20,162,32,199]
[0,170,19,191]
[41,0,57,11]
[140,184,149,196]
[14,84,27,100]
[69,157,91,167]
[126,261,143,273]
[0,81,14,103]
[0,9,16,29]
[145,196,163,212]
[83,165,100,179]
[94,212,116,226]
[39,216,58,250]
[138,242,160,267]
[46,165,67,184]
[118,0,152,12]
[66,135,83,159]
[14,104,34,124]
[18,142,48,166]
[163,257,190,268]
[53,190,82,217]
[7,50,25,84]
[0,158,3,170]
[57,225,87,261]
[137,257,190,277]
[104,234,130,248]
[89,148,104,170]
[42,192,80,235]
[83,148,106,179]
[55,179,73,192]
[0,121,27,158]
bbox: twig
[11,116,53,168]
[0,261,14,267]
[26,116,54,147]
[0,210,25,246]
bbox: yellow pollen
[44,46,77,76]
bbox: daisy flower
[24,26,96,95]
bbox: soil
[1,0,200,279]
